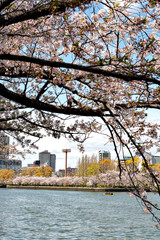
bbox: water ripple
[0,189,159,240]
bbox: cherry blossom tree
[0,0,160,224]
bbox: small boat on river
[104,192,114,196]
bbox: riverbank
[5,185,136,192]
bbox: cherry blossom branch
[105,120,122,178]
[0,0,14,12]
[0,54,159,85]
[101,115,160,223]
[116,102,160,110]
[20,115,88,137]
[0,0,92,27]
[115,117,160,194]
[0,83,106,117]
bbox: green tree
[86,163,100,176]
[77,153,98,177]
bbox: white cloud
[146,109,160,124]
[102,0,140,15]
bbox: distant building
[121,153,160,169]
[99,150,111,161]
[0,133,9,161]
[39,150,56,172]
[67,167,77,176]
[140,152,160,165]
[33,160,40,166]
[56,167,77,177]
[0,134,21,171]
[119,156,132,164]
[57,169,65,177]
[0,159,22,171]
[123,156,131,161]
[27,164,34,168]
[152,156,160,164]
[50,154,56,171]
[8,160,22,171]
[27,160,40,168]
[143,152,152,165]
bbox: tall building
[39,150,56,172]
[0,133,9,161]
[99,150,111,161]
[0,134,22,170]
[152,155,160,164]
[141,152,160,165]
[50,154,56,171]
[0,159,22,171]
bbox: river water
[0,189,159,240]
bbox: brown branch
[1,71,160,111]
[0,54,159,85]
[0,0,14,12]
[36,80,50,100]
[20,116,87,136]
[117,102,160,110]
[0,0,92,27]
[0,83,106,117]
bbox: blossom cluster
[3,170,159,189]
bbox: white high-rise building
[99,150,111,161]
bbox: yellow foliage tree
[22,166,52,177]
[35,166,52,177]
[125,157,141,170]
[21,166,37,176]
[0,169,15,183]
[150,163,160,172]
[99,159,115,172]
[44,166,53,177]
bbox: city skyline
[22,132,116,170]
[2,130,160,172]
[19,109,160,170]
[23,137,160,172]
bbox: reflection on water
[0,189,159,240]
